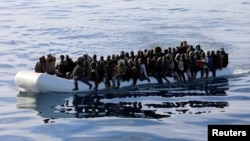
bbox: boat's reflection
[16,77,229,122]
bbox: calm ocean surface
[0,0,250,140]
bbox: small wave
[233,69,250,75]
[241,1,250,5]
[0,64,14,68]
[168,8,189,12]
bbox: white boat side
[15,67,234,93]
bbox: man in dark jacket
[72,59,92,91]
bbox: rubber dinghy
[15,67,234,93]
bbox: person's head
[180,41,184,47]
[183,41,188,47]
[211,50,215,55]
[83,54,88,59]
[216,50,220,54]
[196,44,201,50]
[207,51,210,56]
[130,51,134,56]
[125,52,129,58]
[154,46,162,54]
[60,55,64,60]
[93,54,97,60]
[39,56,45,62]
[100,56,104,61]
[77,61,82,65]
[120,51,125,56]
[220,48,226,55]
[112,54,116,60]
[66,55,69,60]
[77,57,83,65]
[107,55,111,61]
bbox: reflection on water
[16,77,229,123]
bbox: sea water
[0,0,250,141]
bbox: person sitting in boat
[35,56,46,73]
[72,58,92,91]
[45,54,56,75]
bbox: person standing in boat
[188,51,197,81]
[104,59,115,88]
[128,59,139,86]
[154,57,164,84]
[55,55,67,78]
[35,56,46,73]
[167,54,180,82]
[83,53,92,66]
[199,51,208,79]
[72,58,92,91]
[162,54,171,83]
[175,53,186,82]
[114,60,126,88]
[211,50,218,77]
[65,55,75,73]
[90,62,99,90]
[138,58,150,82]
[220,48,228,68]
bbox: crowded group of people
[35,41,228,91]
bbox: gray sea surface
[0,0,250,141]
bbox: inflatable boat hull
[15,68,234,93]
